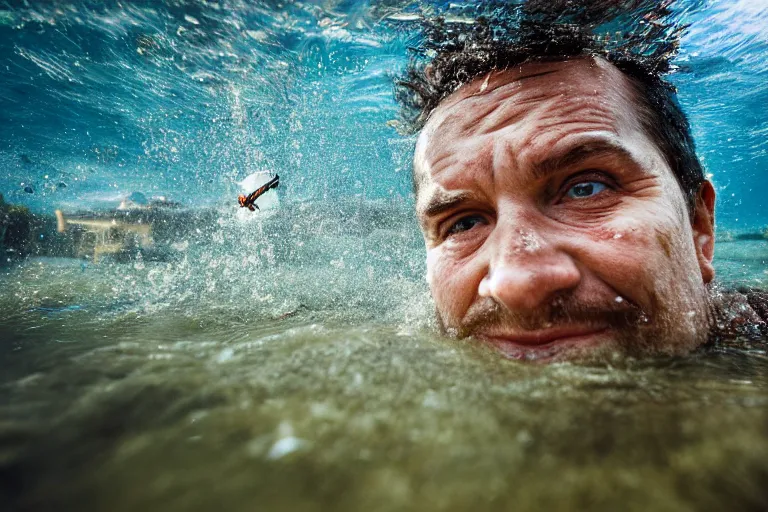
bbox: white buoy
[236,171,280,221]
[238,171,280,210]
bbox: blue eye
[447,214,487,235]
[565,181,607,199]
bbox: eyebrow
[420,190,478,220]
[531,139,640,180]
[418,140,640,221]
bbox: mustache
[456,295,648,338]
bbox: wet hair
[395,0,705,214]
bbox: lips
[475,325,610,361]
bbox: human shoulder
[741,287,768,322]
[706,284,768,351]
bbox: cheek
[426,248,482,321]
[581,215,694,303]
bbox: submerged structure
[53,193,182,262]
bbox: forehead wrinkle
[427,150,459,178]
[536,98,616,130]
[431,59,639,145]
[418,143,466,192]
[422,134,494,184]
[427,69,567,141]
[421,94,549,191]
[434,66,565,116]
[520,111,621,156]
[495,92,629,177]
[472,90,555,137]
[510,89,622,147]
[435,84,558,142]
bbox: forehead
[413,58,645,201]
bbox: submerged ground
[1,202,767,512]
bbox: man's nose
[478,227,581,313]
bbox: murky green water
[1,202,767,511]
[2,0,768,509]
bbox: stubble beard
[435,290,711,363]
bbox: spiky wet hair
[395,0,706,213]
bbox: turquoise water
[1,1,768,510]
[0,1,766,228]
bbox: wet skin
[414,57,717,362]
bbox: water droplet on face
[479,73,490,93]
[615,296,624,303]
[518,230,541,253]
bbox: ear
[691,181,716,284]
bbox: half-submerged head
[397,1,716,363]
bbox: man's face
[414,58,716,363]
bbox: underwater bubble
[215,347,235,363]
[267,436,308,460]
